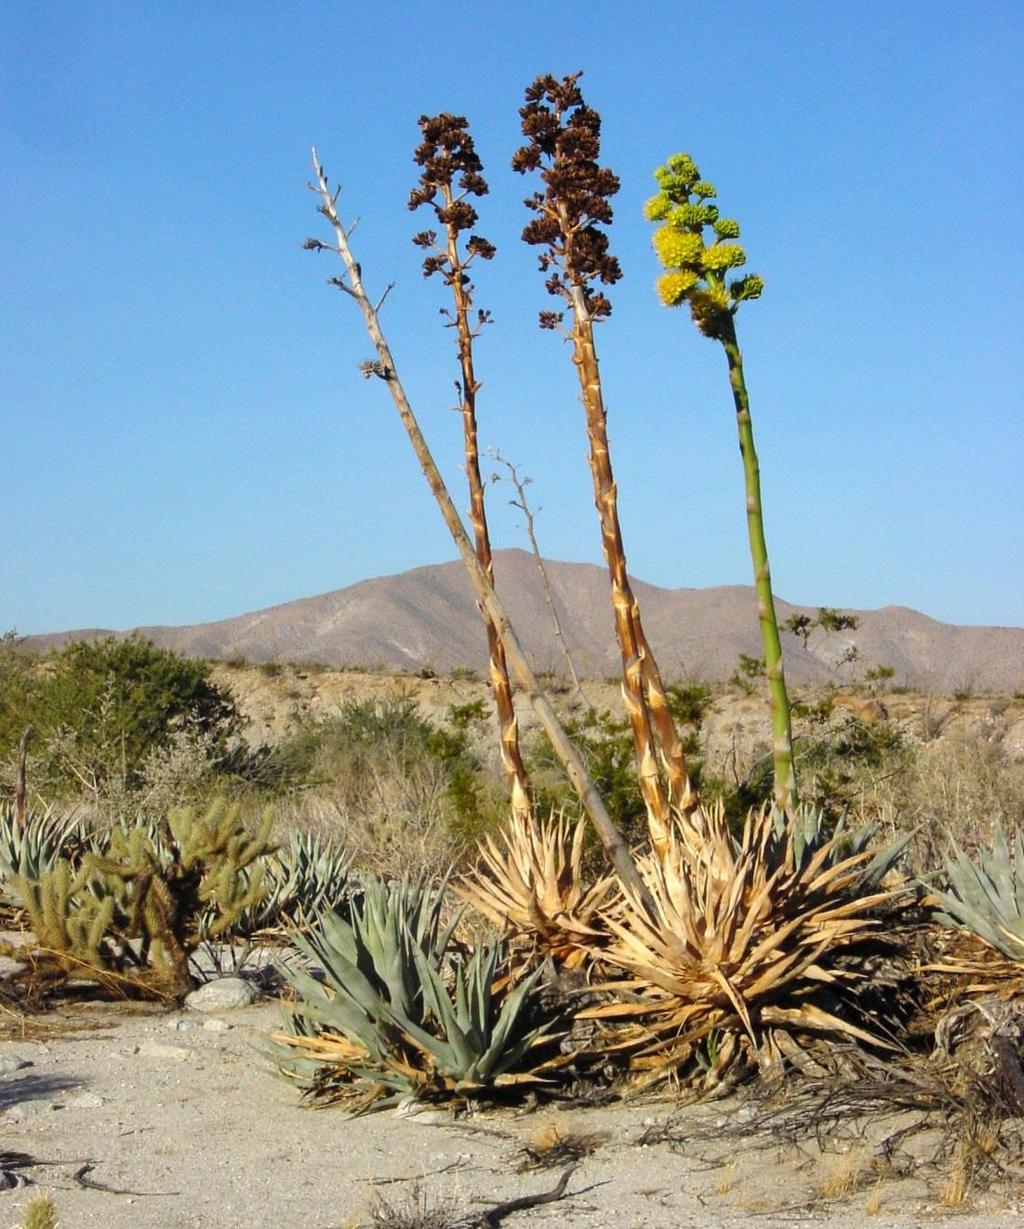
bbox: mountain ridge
[21,549,1024,692]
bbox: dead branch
[472,1165,576,1227]
[489,451,587,708]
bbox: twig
[471,1166,576,1227]
[489,451,587,709]
[72,1163,179,1197]
[362,1161,465,1186]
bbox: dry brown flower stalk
[513,72,695,850]
[409,113,531,822]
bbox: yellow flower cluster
[647,152,763,336]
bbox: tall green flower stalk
[408,113,532,824]
[646,154,796,814]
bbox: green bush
[0,634,242,802]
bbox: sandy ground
[1,996,1021,1229]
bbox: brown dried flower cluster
[512,72,621,323]
[409,112,496,284]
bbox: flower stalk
[646,153,795,813]
[409,113,532,823]
[513,73,696,850]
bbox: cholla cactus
[648,153,795,814]
[4,801,275,999]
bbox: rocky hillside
[25,550,1024,693]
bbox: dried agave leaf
[457,811,615,967]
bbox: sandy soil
[1,995,1020,1229]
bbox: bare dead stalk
[14,726,32,830]
[489,450,587,707]
[307,150,650,908]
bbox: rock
[66,1092,105,1109]
[0,1054,31,1075]
[203,1018,231,1032]
[6,1100,56,1119]
[394,1096,448,1124]
[137,1042,192,1061]
[185,977,256,1013]
[164,1016,202,1031]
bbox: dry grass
[366,1184,461,1229]
[815,1153,872,1201]
[273,793,464,881]
[713,1161,737,1196]
[863,737,1024,875]
[515,1122,608,1172]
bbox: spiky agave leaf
[391,940,558,1088]
[250,830,352,930]
[583,801,905,1086]
[456,811,615,968]
[929,826,1024,961]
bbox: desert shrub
[263,697,501,874]
[527,708,645,846]
[796,715,906,823]
[0,635,242,804]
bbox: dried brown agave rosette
[581,802,906,1087]
[456,810,616,969]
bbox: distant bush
[0,634,242,805]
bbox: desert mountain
[23,550,1024,692]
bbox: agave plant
[274,875,561,1111]
[582,802,909,1087]
[456,811,615,969]
[0,803,88,901]
[238,830,352,933]
[930,827,1024,962]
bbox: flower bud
[644,194,672,221]
[700,242,746,272]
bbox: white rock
[185,977,256,1012]
[66,1092,105,1109]
[6,1100,55,1119]
[0,1054,31,1075]
[164,1017,202,1031]
[203,1018,231,1032]
[394,1096,448,1124]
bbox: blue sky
[3,1,1021,634]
